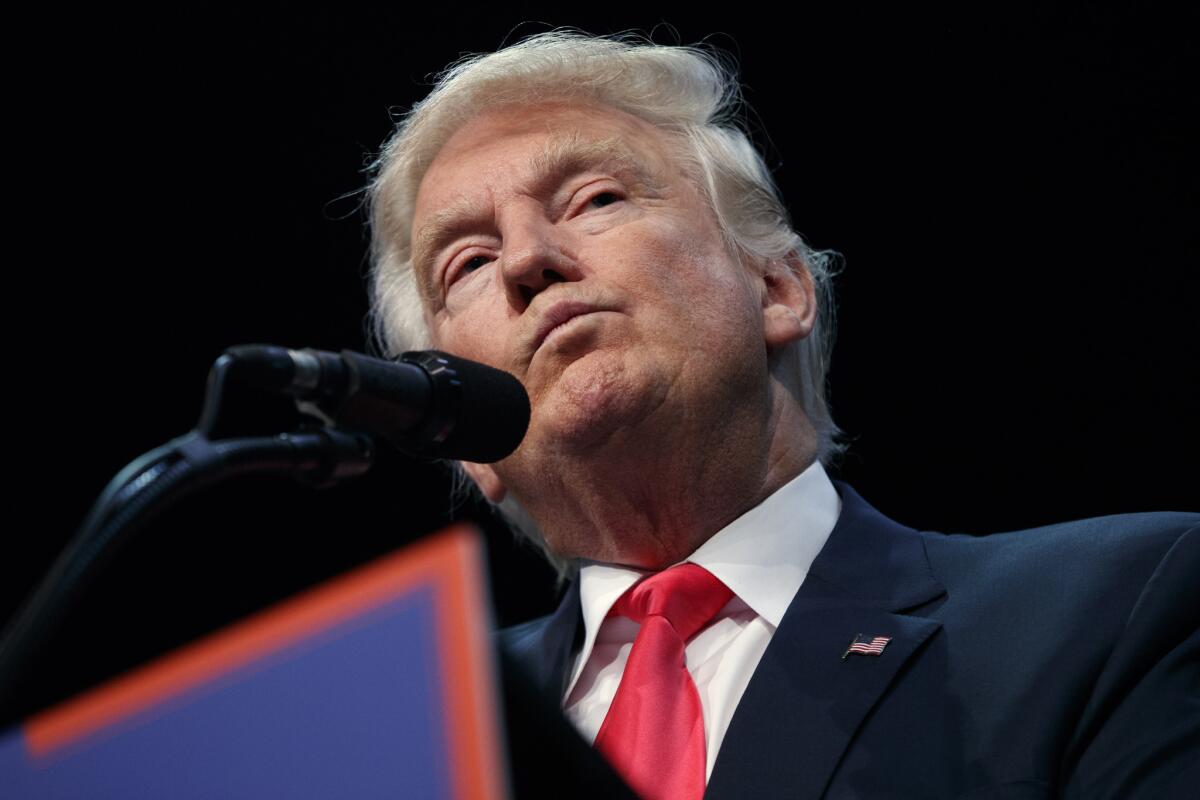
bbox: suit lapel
[706,483,946,800]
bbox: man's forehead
[420,130,663,211]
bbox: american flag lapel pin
[842,633,892,661]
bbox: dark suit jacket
[501,483,1199,799]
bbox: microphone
[220,345,530,463]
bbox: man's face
[410,102,775,507]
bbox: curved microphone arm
[0,428,373,714]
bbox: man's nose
[499,210,581,308]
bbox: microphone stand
[0,352,374,715]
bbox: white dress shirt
[563,461,841,781]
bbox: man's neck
[513,385,820,570]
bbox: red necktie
[593,563,734,800]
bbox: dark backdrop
[7,5,1196,721]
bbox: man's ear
[760,251,817,350]
[460,460,508,503]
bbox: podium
[0,526,506,799]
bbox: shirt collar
[688,460,840,626]
[567,461,841,694]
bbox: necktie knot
[614,563,733,643]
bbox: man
[368,32,1198,799]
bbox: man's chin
[528,352,660,455]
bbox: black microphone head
[398,350,530,463]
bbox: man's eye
[462,255,491,272]
[588,192,621,208]
[446,254,491,288]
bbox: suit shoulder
[896,512,1196,794]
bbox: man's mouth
[533,300,604,351]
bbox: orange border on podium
[22,524,505,800]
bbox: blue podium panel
[1,526,506,800]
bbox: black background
[6,4,1196,721]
